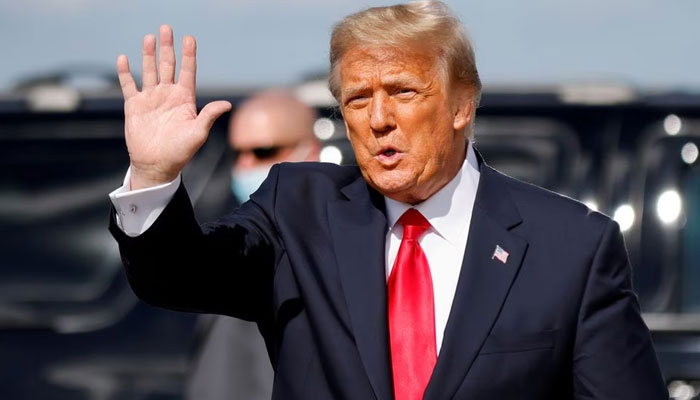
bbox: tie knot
[398,208,430,240]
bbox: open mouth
[376,146,402,165]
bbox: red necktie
[388,208,437,400]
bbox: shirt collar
[384,140,481,245]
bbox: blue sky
[1,0,699,92]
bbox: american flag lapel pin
[492,245,509,264]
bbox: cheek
[406,114,451,154]
[348,134,372,160]
[344,114,370,149]
[413,127,456,176]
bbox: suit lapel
[328,176,393,400]
[424,163,529,400]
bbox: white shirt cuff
[108,167,181,237]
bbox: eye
[396,88,416,98]
[344,94,369,108]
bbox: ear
[453,95,475,131]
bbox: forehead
[230,109,283,147]
[339,45,441,89]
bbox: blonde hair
[329,0,481,106]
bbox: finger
[116,54,138,99]
[178,35,197,91]
[158,24,176,84]
[141,34,157,89]
[195,101,233,136]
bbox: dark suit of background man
[109,1,667,399]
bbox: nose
[369,91,395,135]
[234,151,258,170]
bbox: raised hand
[116,25,232,190]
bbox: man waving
[110,2,667,399]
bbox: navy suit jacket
[110,154,667,400]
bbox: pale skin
[117,26,475,201]
[230,90,319,171]
[116,25,232,190]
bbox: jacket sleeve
[573,219,668,399]
[109,164,284,323]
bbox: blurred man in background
[187,89,320,400]
[228,89,320,204]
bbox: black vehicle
[1,76,698,399]
[0,71,248,399]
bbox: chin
[366,170,418,201]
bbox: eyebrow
[341,75,426,98]
[383,75,424,88]
[341,84,369,99]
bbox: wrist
[129,164,178,190]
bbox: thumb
[196,100,232,134]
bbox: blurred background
[1,0,699,399]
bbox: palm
[116,25,231,189]
[125,85,199,170]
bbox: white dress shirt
[109,142,481,353]
[109,168,182,237]
[384,142,480,353]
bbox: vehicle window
[0,120,127,304]
[0,115,228,332]
[474,116,582,193]
[633,134,700,313]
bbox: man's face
[339,45,472,204]
[230,109,305,172]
